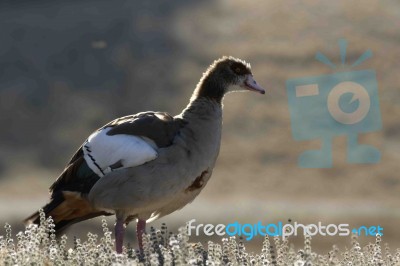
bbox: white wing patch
[83,127,158,177]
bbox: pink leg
[115,217,125,253]
[137,219,146,251]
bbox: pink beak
[243,75,265,94]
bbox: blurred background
[0,0,399,252]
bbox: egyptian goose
[25,56,265,253]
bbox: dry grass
[0,213,398,265]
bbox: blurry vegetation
[0,0,202,172]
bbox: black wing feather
[105,111,187,148]
[51,111,186,195]
[26,111,186,232]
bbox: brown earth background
[0,0,399,253]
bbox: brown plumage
[25,56,266,253]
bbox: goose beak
[243,75,265,94]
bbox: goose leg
[115,214,125,253]
[137,219,146,251]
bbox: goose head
[193,56,265,103]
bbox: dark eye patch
[230,62,251,75]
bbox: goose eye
[235,67,241,74]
